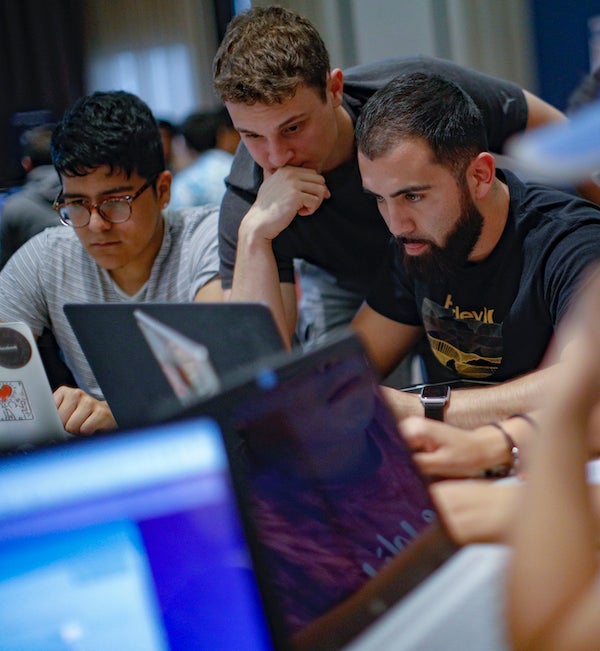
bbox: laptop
[63,302,286,429]
[0,322,67,451]
[0,415,284,651]
[0,329,510,650]
[158,329,487,651]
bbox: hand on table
[54,385,117,435]
[400,416,508,478]
[431,479,520,545]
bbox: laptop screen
[0,418,277,651]
[63,302,285,429]
[175,332,457,651]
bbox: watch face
[420,384,450,400]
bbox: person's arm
[399,411,539,478]
[53,385,117,434]
[351,303,423,376]
[193,277,223,301]
[507,268,600,651]
[523,89,567,130]
[353,298,557,431]
[430,479,520,545]
[232,214,297,347]
[230,166,330,347]
[381,362,558,428]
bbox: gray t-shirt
[0,205,219,397]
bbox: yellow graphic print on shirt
[422,296,503,379]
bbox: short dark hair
[355,73,488,177]
[51,90,165,180]
[20,123,55,167]
[180,111,219,153]
[213,6,330,105]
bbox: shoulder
[18,224,79,253]
[227,144,261,192]
[164,206,219,241]
[505,170,600,225]
[167,204,218,226]
[1,225,84,279]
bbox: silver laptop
[0,322,67,451]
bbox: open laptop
[0,328,510,650]
[156,329,509,651]
[0,414,285,650]
[0,322,67,451]
[63,302,285,429]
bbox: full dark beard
[398,190,484,284]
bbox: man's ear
[328,68,344,107]
[467,152,496,200]
[156,170,172,208]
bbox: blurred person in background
[0,123,61,268]
[169,107,239,209]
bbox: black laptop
[64,302,286,429]
[0,328,510,650]
[159,329,458,650]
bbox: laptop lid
[0,322,67,452]
[166,330,458,651]
[0,415,285,650]
[63,302,285,429]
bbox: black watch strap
[420,385,451,421]
[423,401,445,421]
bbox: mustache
[394,236,432,247]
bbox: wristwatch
[419,384,451,421]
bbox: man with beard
[352,72,600,475]
[214,6,595,358]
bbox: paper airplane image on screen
[133,309,221,405]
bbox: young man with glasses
[0,91,221,435]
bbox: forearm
[508,414,598,649]
[231,216,295,348]
[383,365,556,428]
[446,368,556,429]
[506,327,600,649]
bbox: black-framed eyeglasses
[53,175,158,228]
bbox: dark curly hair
[51,90,165,180]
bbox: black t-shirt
[367,170,600,383]
[219,56,528,294]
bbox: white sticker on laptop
[0,381,34,422]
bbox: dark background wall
[1,0,598,189]
[530,0,599,111]
[0,0,85,188]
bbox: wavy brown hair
[213,6,330,106]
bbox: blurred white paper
[133,309,220,405]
